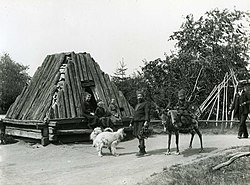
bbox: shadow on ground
[181,147,218,157]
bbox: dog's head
[90,127,103,140]
[117,128,126,140]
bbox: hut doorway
[84,86,97,111]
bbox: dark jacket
[231,91,250,118]
[95,106,106,118]
[83,101,95,115]
[132,101,150,122]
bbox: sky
[0,0,250,77]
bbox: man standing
[130,90,150,156]
[230,81,250,139]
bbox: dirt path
[0,134,249,185]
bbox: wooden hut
[2,52,134,145]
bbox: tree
[0,53,30,113]
[142,8,250,111]
[169,8,250,83]
[113,58,128,81]
[112,59,144,107]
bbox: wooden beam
[5,127,42,139]
[56,129,92,135]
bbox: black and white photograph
[0,0,250,184]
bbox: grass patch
[138,146,250,185]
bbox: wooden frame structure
[197,69,238,130]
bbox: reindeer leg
[166,132,172,155]
[175,131,180,155]
[189,132,195,149]
[194,126,204,152]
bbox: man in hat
[176,89,197,128]
[230,80,249,139]
[129,90,150,156]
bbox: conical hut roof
[6,52,134,121]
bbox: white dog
[90,127,113,147]
[93,128,126,157]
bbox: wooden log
[212,152,250,171]
[5,84,28,118]
[41,125,49,146]
[5,126,42,133]
[61,90,67,118]
[85,54,106,103]
[56,129,92,135]
[49,134,57,142]
[57,90,64,118]
[75,53,84,82]
[23,55,58,120]
[30,74,58,120]
[68,61,82,117]
[63,83,71,118]
[32,54,65,120]
[32,70,60,120]
[81,53,94,81]
[216,85,221,126]
[20,55,56,120]
[93,61,111,108]
[3,118,44,126]
[49,127,56,134]
[41,137,49,146]
[38,85,58,120]
[206,97,217,121]
[11,57,49,119]
[76,54,85,82]
[71,54,84,116]
[49,117,87,125]
[103,74,120,114]
[110,81,125,117]
[118,91,130,116]
[5,127,42,139]
[65,67,77,118]
[79,53,89,81]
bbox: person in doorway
[129,90,150,156]
[95,100,113,128]
[83,93,98,129]
[230,81,250,139]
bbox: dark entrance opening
[84,86,97,111]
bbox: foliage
[138,146,250,185]
[113,58,128,81]
[112,71,144,108]
[142,8,250,110]
[0,53,30,113]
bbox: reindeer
[159,104,203,155]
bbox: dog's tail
[104,127,113,132]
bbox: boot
[136,145,145,156]
[141,146,147,155]
[136,139,146,156]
